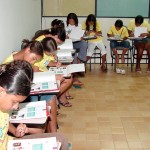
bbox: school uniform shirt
[107,25,129,39]
[3,52,17,64]
[33,53,55,72]
[128,19,150,32]
[82,20,103,42]
[35,35,46,41]
[0,110,13,150]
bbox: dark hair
[50,27,66,42]
[115,19,123,28]
[66,13,78,26]
[51,19,59,27]
[51,19,65,28]
[41,37,57,53]
[32,30,50,41]
[86,14,96,31]
[135,15,144,25]
[0,60,33,96]
[21,39,43,58]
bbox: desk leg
[38,95,41,101]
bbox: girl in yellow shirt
[0,60,68,150]
[82,14,107,72]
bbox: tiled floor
[58,64,150,150]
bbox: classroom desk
[30,81,60,101]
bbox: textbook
[9,101,49,124]
[49,63,85,77]
[7,137,61,150]
[134,27,147,37]
[30,72,59,94]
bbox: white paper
[134,27,147,37]
[69,26,85,42]
[9,101,48,124]
[33,72,56,83]
[7,137,59,150]
[57,51,72,57]
[56,50,73,63]
[66,64,85,74]
[58,39,73,49]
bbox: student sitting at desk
[0,60,69,150]
[127,15,150,72]
[107,19,130,74]
[66,13,88,64]
[33,31,73,107]
[82,14,107,72]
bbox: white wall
[42,17,134,63]
[0,0,41,63]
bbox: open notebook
[30,72,59,94]
[49,63,85,77]
[9,101,49,124]
[7,137,61,150]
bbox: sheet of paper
[134,27,147,37]
[7,137,58,150]
[9,101,47,124]
[57,49,75,54]
[67,64,85,74]
[57,51,72,57]
[69,27,85,42]
[58,39,73,49]
[57,51,73,62]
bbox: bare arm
[9,123,45,138]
